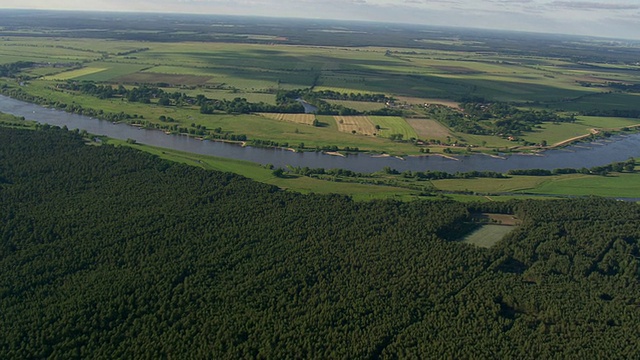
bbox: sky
[3,0,640,40]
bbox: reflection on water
[1,95,639,173]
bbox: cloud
[549,1,640,11]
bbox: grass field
[462,225,515,248]
[369,116,419,139]
[72,62,150,82]
[257,113,316,125]
[525,173,640,198]
[334,115,377,135]
[521,116,640,146]
[432,175,549,193]
[114,72,212,86]
[406,118,453,140]
[432,172,640,198]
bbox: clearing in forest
[406,118,453,140]
[334,116,377,135]
[462,225,515,248]
[258,113,316,125]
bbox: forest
[1,125,639,358]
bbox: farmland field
[71,63,151,82]
[368,116,419,139]
[113,72,212,86]
[334,115,377,135]
[42,67,108,80]
[258,113,316,125]
[406,118,453,140]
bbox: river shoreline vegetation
[1,111,638,201]
[1,125,639,358]
[1,10,640,358]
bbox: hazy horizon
[1,1,640,40]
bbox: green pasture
[2,37,148,55]
[432,175,551,193]
[433,172,640,199]
[577,116,640,129]
[23,66,73,77]
[0,43,98,62]
[543,92,640,113]
[369,116,419,139]
[74,62,151,82]
[521,122,592,146]
[452,133,516,149]
[524,173,640,198]
[521,116,640,146]
[461,225,515,248]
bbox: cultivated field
[406,118,453,140]
[258,113,316,125]
[334,116,377,135]
[42,67,107,80]
[113,72,212,86]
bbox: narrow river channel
[1,94,639,173]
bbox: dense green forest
[1,126,639,358]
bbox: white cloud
[2,0,639,39]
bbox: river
[1,94,639,174]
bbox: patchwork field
[258,113,316,125]
[334,115,377,135]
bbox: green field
[432,172,640,198]
[525,173,640,198]
[369,116,420,139]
